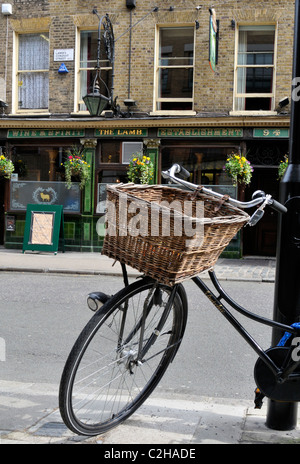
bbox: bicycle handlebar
[162,164,288,215]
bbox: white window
[76,30,112,113]
[16,33,49,112]
[122,142,143,164]
[233,25,277,113]
[153,26,195,114]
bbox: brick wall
[0,0,296,115]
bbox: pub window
[154,27,195,113]
[76,29,112,113]
[15,33,49,112]
[233,25,276,112]
[99,141,144,164]
[100,141,121,164]
[161,145,238,189]
[122,142,143,164]
[12,146,63,182]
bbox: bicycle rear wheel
[59,277,186,436]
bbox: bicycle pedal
[254,387,265,409]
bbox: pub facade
[0,0,293,256]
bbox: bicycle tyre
[59,276,186,436]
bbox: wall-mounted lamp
[277,97,290,113]
[126,0,136,9]
[124,99,136,107]
[1,4,12,15]
[83,11,115,117]
[195,20,200,30]
[84,6,159,117]
[0,99,8,116]
[0,100,8,108]
[278,97,290,108]
[231,19,236,30]
[169,6,174,11]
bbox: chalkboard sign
[23,204,65,254]
[11,181,80,213]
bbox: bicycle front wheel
[59,277,185,436]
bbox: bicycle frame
[116,164,298,401]
[120,239,300,383]
[192,271,300,379]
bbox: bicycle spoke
[59,278,185,435]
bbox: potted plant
[0,154,14,179]
[223,152,253,187]
[278,155,288,180]
[63,147,91,190]
[127,152,154,184]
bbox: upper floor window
[76,30,112,112]
[154,26,195,113]
[16,33,49,112]
[234,25,276,112]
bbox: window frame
[13,31,50,115]
[231,23,278,115]
[74,27,112,114]
[152,24,196,116]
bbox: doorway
[243,167,279,256]
[0,181,5,245]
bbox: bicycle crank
[254,347,300,402]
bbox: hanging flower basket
[223,153,253,187]
[278,155,288,180]
[63,147,91,190]
[0,154,15,179]
[127,153,154,184]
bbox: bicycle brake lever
[248,209,265,227]
[248,194,273,227]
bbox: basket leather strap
[188,186,203,200]
[214,194,230,212]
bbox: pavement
[1,246,300,445]
[0,246,277,282]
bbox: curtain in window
[18,34,49,109]
[79,32,89,109]
[236,30,247,110]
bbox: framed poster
[6,216,16,232]
[23,204,65,254]
[30,212,55,245]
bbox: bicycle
[59,163,300,437]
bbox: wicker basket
[102,184,249,286]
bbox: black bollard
[266,0,300,431]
